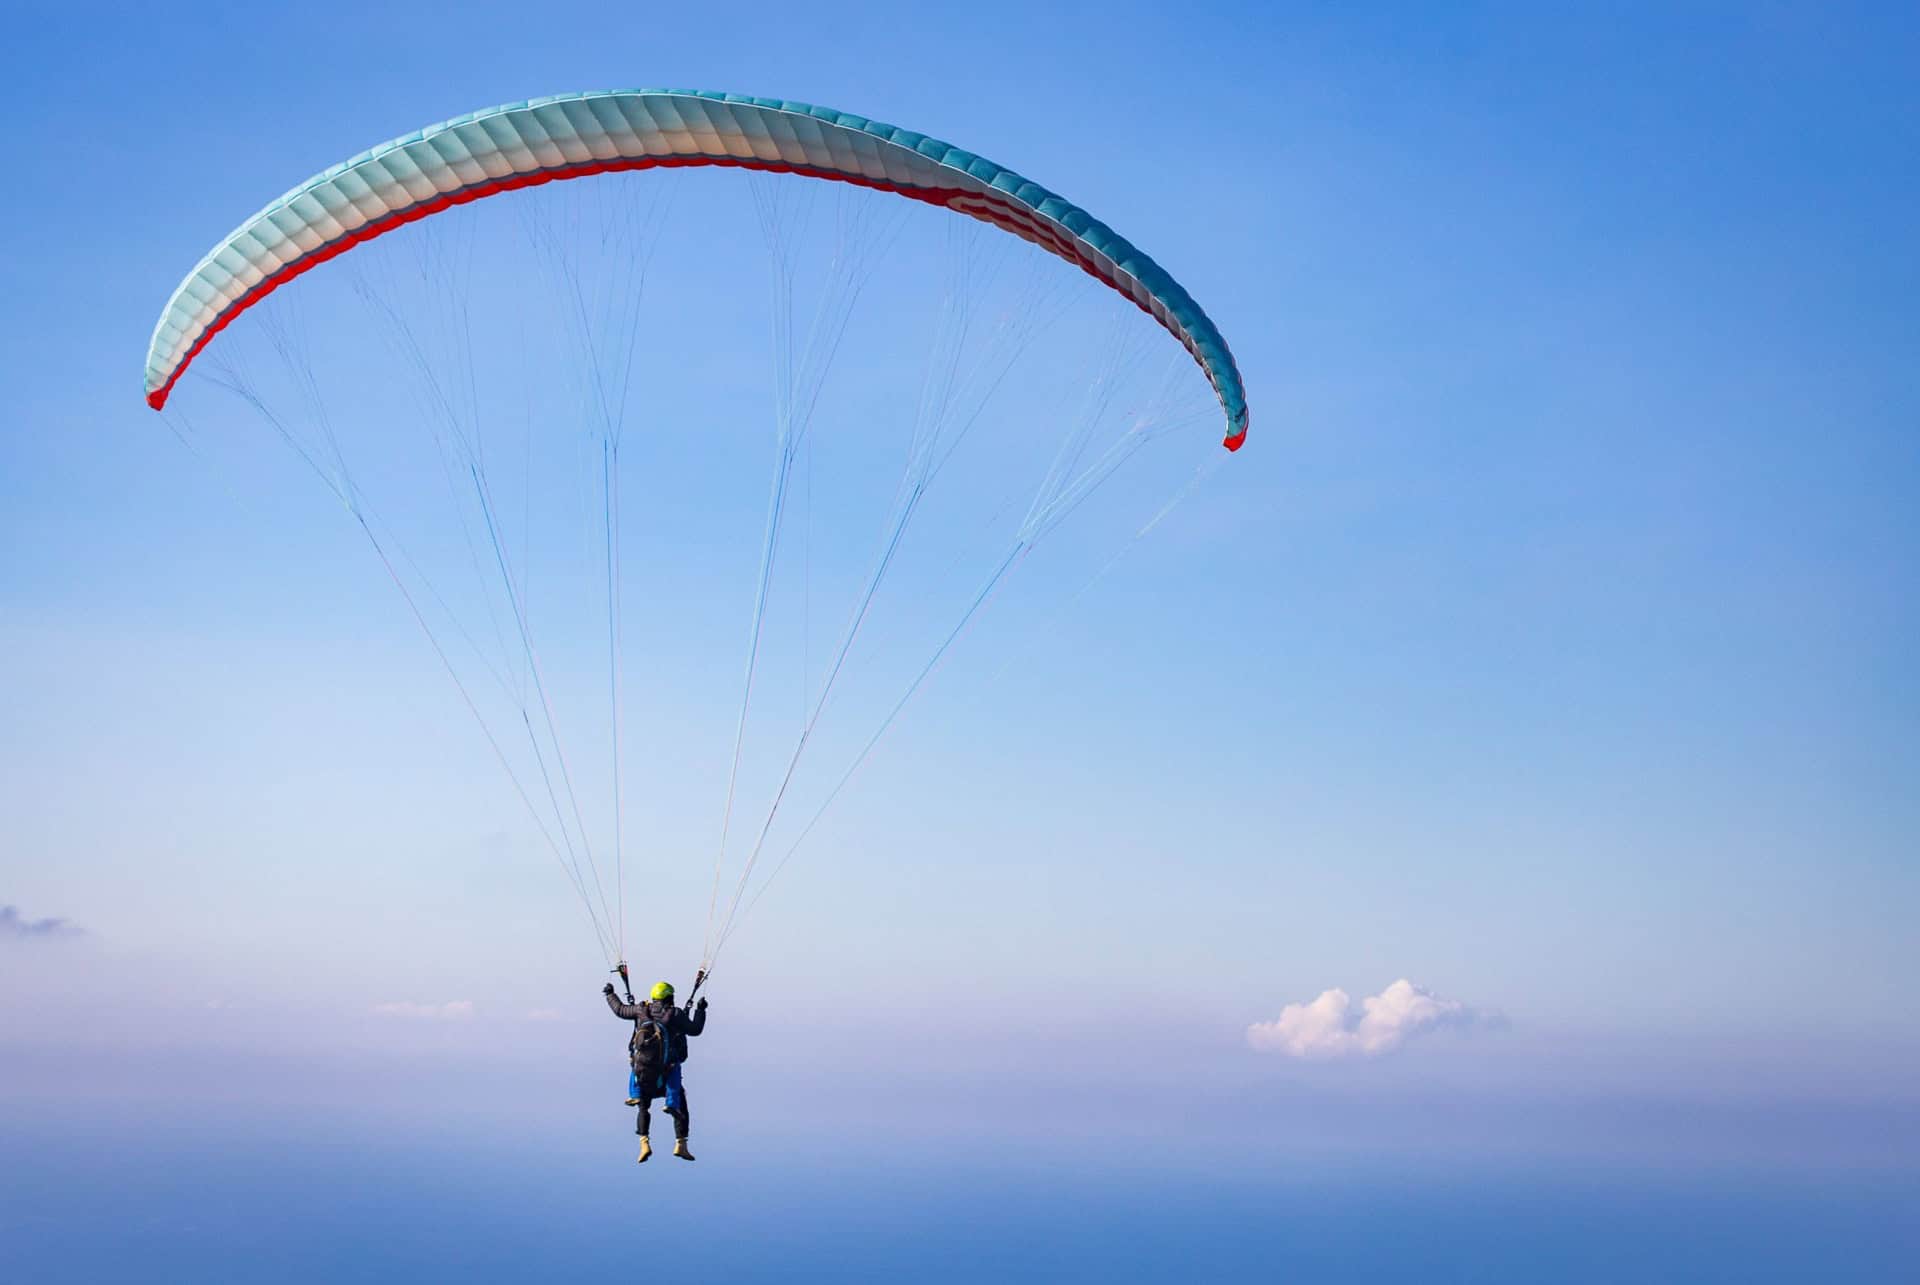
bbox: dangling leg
[635,1092,653,1163]
[665,1065,693,1160]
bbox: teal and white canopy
[143,89,1249,448]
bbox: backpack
[630,1015,669,1090]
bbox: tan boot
[672,1138,695,1162]
[636,1136,653,1164]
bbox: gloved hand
[695,996,708,1011]
[603,982,617,996]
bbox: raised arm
[684,997,708,1037]
[603,984,643,1021]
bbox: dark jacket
[605,992,707,1067]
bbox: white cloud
[371,1000,475,1020]
[1246,979,1497,1059]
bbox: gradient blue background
[3,1,1916,1279]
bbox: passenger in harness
[603,978,708,1163]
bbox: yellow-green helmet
[650,981,675,1001]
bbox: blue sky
[3,1,1917,1278]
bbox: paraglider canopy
[142,89,1249,449]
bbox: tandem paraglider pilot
[604,976,708,1163]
